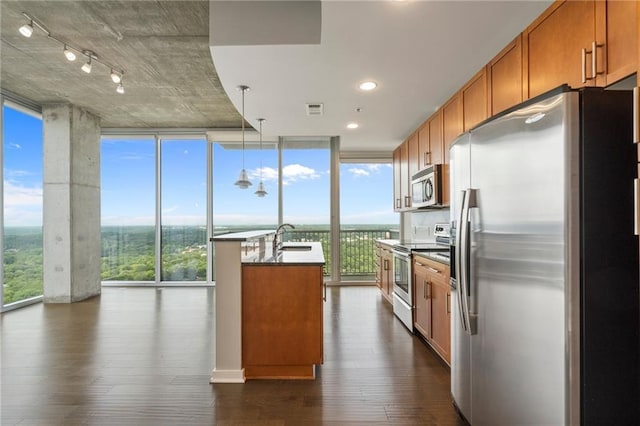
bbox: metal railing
[285,228,398,277]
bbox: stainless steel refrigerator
[449,86,639,425]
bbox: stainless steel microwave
[411,164,443,208]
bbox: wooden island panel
[242,264,324,379]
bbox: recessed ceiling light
[347,123,359,129]
[359,81,378,91]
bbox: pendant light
[234,85,252,189]
[254,118,268,197]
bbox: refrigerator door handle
[459,188,478,335]
[455,190,469,332]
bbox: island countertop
[242,242,325,265]
[210,229,275,242]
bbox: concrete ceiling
[1,1,553,152]
[1,0,240,128]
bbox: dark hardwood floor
[1,286,465,425]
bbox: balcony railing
[285,228,398,277]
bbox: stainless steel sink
[279,245,312,251]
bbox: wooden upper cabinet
[489,35,524,116]
[429,111,444,165]
[400,141,410,209]
[524,0,608,99]
[408,131,420,178]
[417,112,444,169]
[393,147,401,211]
[605,0,637,84]
[418,123,430,169]
[462,68,488,132]
[442,93,462,164]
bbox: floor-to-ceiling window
[101,137,156,282]
[160,139,207,281]
[1,101,44,309]
[339,161,398,281]
[212,141,278,236]
[281,137,331,274]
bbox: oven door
[393,250,412,305]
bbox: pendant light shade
[254,118,268,197]
[234,85,252,189]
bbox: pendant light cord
[241,88,245,168]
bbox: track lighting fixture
[63,45,76,61]
[19,20,34,37]
[81,57,92,73]
[234,85,252,189]
[18,12,126,94]
[110,70,122,84]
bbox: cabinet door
[429,111,444,165]
[525,0,598,98]
[418,122,430,169]
[489,35,524,116]
[605,0,637,84]
[393,147,401,211]
[462,68,488,132]
[408,132,420,179]
[413,260,431,338]
[430,278,451,363]
[400,141,410,209]
[382,251,393,302]
[442,93,462,164]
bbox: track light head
[63,45,76,61]
[116,83,124,94]
[81,58,92,73]
[110,70,122,84]
[19,21,34,37]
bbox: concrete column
[42,104,101,303]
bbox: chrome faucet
[273,223,295,254]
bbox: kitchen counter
[242,242,325,265]
[414,251,450,266]
[376,238,399,248]
[210,229,275,242]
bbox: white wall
[402,209,450,242]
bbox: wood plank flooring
[1,286,465,425]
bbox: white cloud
[282,164,320,184]
[162,205,179,214]
[250,164,320,186]
[3,180,43,226]
[8,142,21,150]
[348,167,370,177]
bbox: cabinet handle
[383,259,389,271]
[634,87,639,144]
[395,198,401,209]
[591,41,597,81]
[447,293,451,314]
[404,196,411,207]
[426,281,431,299]
[415,261,425,267]
[635,178,639,236]
[581,47,587,83]
[323,281,327,302]
[427,267,441,274]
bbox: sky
[4,104,398,227]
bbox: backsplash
[402,209,450,242]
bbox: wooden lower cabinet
[242,264,324,379]
[413,255,451,364]
[376,242,394,304]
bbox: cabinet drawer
[413,256,448,281]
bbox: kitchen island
[243,242,325,379]
[210,231,325,383]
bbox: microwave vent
[305,103,324,116]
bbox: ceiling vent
[305,103,324,116]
